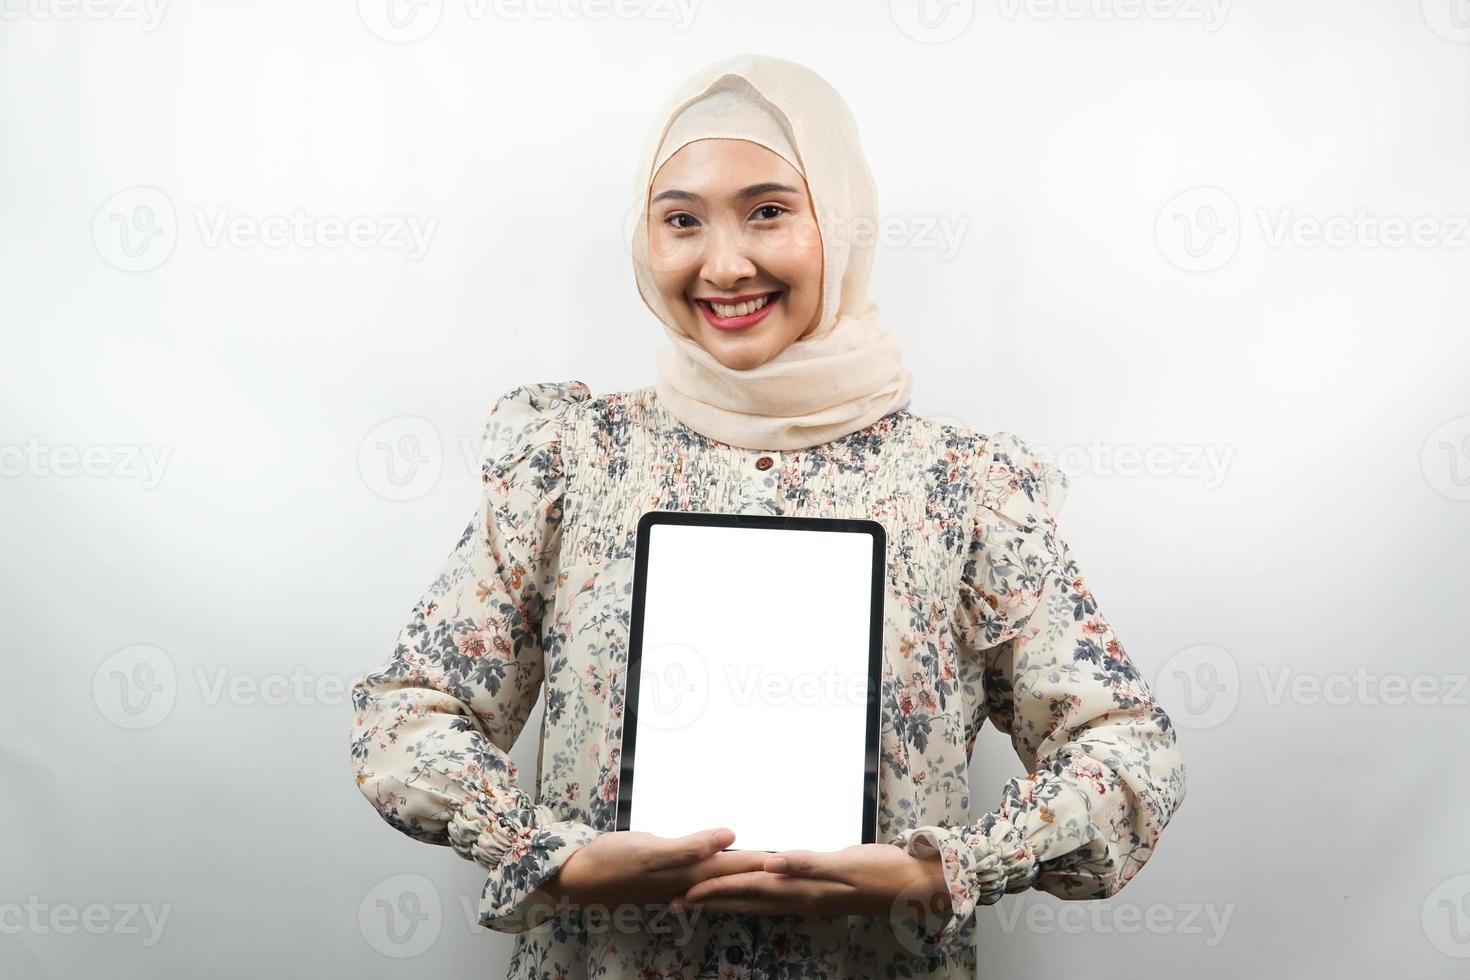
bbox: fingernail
[767,856,789,873]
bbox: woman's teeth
[707,294,773,318]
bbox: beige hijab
[629,54,913,452]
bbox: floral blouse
[349,380,1187,979]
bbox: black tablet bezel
[615,509,886,849]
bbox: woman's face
[646,138,825,370]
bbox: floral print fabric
[349,380,1187,978]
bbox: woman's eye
[665,213,700,230]
[751,204,787,221]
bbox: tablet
[616,510,885,853]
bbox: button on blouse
[349,380,1188,979]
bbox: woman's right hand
[541,827,767,907]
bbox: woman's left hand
[668,843,951,920]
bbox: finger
[683,870,795,903]
[687,849,770,879]
[644,827,735,872]
[646,851,768,894]
[680,875,850,914]
[636,851,768,896]
[763,849,847,882]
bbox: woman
[349,53,1187,978]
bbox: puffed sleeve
[890,431,1188,944]
[349,380,597,933]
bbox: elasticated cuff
[891,816,1040,944]
[446,783,600,933]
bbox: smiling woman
[349,52,1187,980]
[646,139,825,363]
[630,64,914,452]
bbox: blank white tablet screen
[628,520,875,852]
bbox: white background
[2,0,1469,977]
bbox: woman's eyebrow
[736,181,801,199]
[650,182,803,206]
[651,189,699,204]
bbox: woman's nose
[699,222,757,287]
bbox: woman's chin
[691,327,786,371]
[721,352,773,371]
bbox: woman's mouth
[693,291,780,331]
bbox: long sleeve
[349,380,597,933]
[891,431,1188,944]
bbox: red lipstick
[693,291,781,331]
